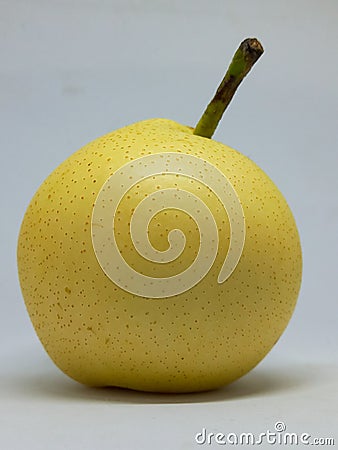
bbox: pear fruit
[17,39,302,393]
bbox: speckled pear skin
[17,119,302,393]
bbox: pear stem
[193,38,264,139]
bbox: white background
[1,1,337,448]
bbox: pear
[17,39,302,393]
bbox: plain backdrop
[1,1,337,449]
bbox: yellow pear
[17,39,302,393]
